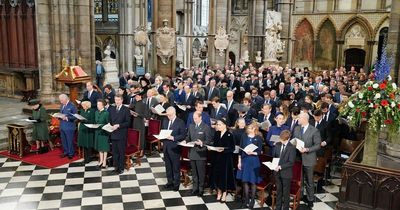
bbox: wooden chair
[146,119,161,153]
[125,129,142,170]
[257,154,274,207]
[313,156,327,192]
[180,147,191,188]
[271,161,303,210]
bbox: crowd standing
[28,60,369,209]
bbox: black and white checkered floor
[0,153,340,210]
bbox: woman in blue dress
[265,112,289,155]
[236,122,263,208]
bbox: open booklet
[206,145,225,151]
[154,129,173,140]
[290,138,305,151]
[258,120,271,131]
[84,124,102,129]
[177,141,196,147]
[239,143,258,153]
[263,158,280,170]
[151,104,166,115]
[176,104,187,111]
[102,123,116,132]
[52,113,66,119]
[233,145,240,154]
[269,135,280,143]
[73,114,87,121]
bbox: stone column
[207,0,216,66]
[278,0,293,66]
[36,0,95,103]
[184,0,194,68]
[152,0,176,77]
[387,0,400,84]
[214,0,230,66]
[119,0,135,74]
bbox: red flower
[398,104,400,109]
[373,104,379,109]
[367,100,372,103]
[368,86,373,91]
[389,93,395,99]
[384,119,393,124]
[356,108,360,112]
[380,83,387,90]
[361,112,367,117]
[381,100,389,106]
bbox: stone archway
[345,48,366,71]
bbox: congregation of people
[28,60,369,209]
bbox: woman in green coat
[28,99,49,154]
[94,99,110,169]
[77,101,95,163]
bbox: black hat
[299,102,313,111]
[218,118,228,126]
[133,90,145,97]
[233,104,249,113]
[28,99,40,106]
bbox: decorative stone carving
[155,19,176,64]
[193,25,208,36]
[134,47,143,66]
[242,50,249,62]
[214,26,229,56]
[26,0,34,7]
[102,45,119,88]
[176,37,184,62]
[345,24,366,47]
[264,11,286,64]
[134,26,148,46]
[255,51,262,63]
[9,0,18,7]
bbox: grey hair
[166,106,176,115]
[59,94,69,100]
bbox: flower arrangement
[341,75,400,133]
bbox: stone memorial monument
[263,11,285,66]
[102,45,119,88]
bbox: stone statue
[104,45,111,59]
[177,37,184,62]
[264,11,285,63]
[134,47,143,66]
[214,26,230,56]
[242,50,249,62]
[155,19,176,64]
[255,51,262,63]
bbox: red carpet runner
[0,148,81,168]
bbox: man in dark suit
[103,84,115,105]
[182,85,196,110]
[320,102,337,125]
[205,78,220,101]
[262,90,277,114]
[186,112,212,196]
[144,89,159,118]
[293,113,321,208]
[192,83,204,101]
[285,106,301,133]
[81,82,101,109]
[310,109,332,156]
[224,90,238,127]
[162,84,175,105]
[257,104,276,126]
[162,107,187,191]
[273,130,296,210]
[58,94,77,159]
[119,72,129,88]
[108,94,132,174]
[210,97,227,121]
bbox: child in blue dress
[236,122,263,208]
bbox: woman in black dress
[130,91,147,151]
[210,118,235,203]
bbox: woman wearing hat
[130,91,146,153]
[94,99,110,169]
[265,112,289,155]
[210,118,235,203]
[77,101,95,164]
[28,99,50,154]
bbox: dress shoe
[163,184,173,190]
[308,201,314,207]
[68,156,73,160]
[191,190,198,196]
[60,154,67,158]
[173,186,179,191]
[197,191,203,197]
[248,198,255,209]
[118,170,124,175]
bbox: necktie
[208,88,213,99]
[228,101,232,111]
[88,91,91,99]
[168,120,173,129]
[117,106,120,112]
[301,127,305,134]
[280,144,286,157]
[147,98,150,107]
[264,115,268,122]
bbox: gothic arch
[293,19,314,68]
[374,15,390,37]
[339,15,374,40]
[293,18,314,40]
[95,35,103,48]
[315,17,339,39]
[315,19,337,70]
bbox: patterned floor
[0,153,340,210]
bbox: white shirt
[302,124,309,134]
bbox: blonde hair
[81,101,91,109]
[246,122,260,137]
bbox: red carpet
[0,148,81,168]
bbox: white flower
[369,103,374,108]
[367,81,373,85]
[348,101,355,108]
[374,93,381,99]
[393,83,397,89]
[373,84,379,89]
[388,75,392,81]
[358,93,363,99]
[391,102,396,108]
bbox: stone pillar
[278,0,293,66]
[152,0,176,77]
[214,0,230,66]
[36,0,95,103]
[103,56,120,88]
[387,0,400,84]
[184,0,194,68]
[207,0,216,66]
[119,0,135,74]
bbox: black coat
[273,142,296,179]
[82,90,102,109]
[108,105,131,141]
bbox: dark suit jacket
[224,100,238,127]
[293,125,321,166]
[161,117,187,148]
[182,93,196,108]
[108,105,131,141]
[192,91,203,102]
[273,142,296,179]
[103,91,115,105]
[210,106,227,121]
[186,122,212,160]
[82,90,101,109]
[310,119,331,145]
[257,113,276,126]
[60,101,77,131]
[228,79,240,92]
[205,87,220,101]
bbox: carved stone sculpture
[264,11,285,64]
[134,26,148,46]
[104,45,111,59]
[255,51,262,63]
[242,50,249,62]
[102,46,119,88]
[134,47,143,66]
[155,19,176,64]
[214,26,229,56]
[176,37,184,62]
